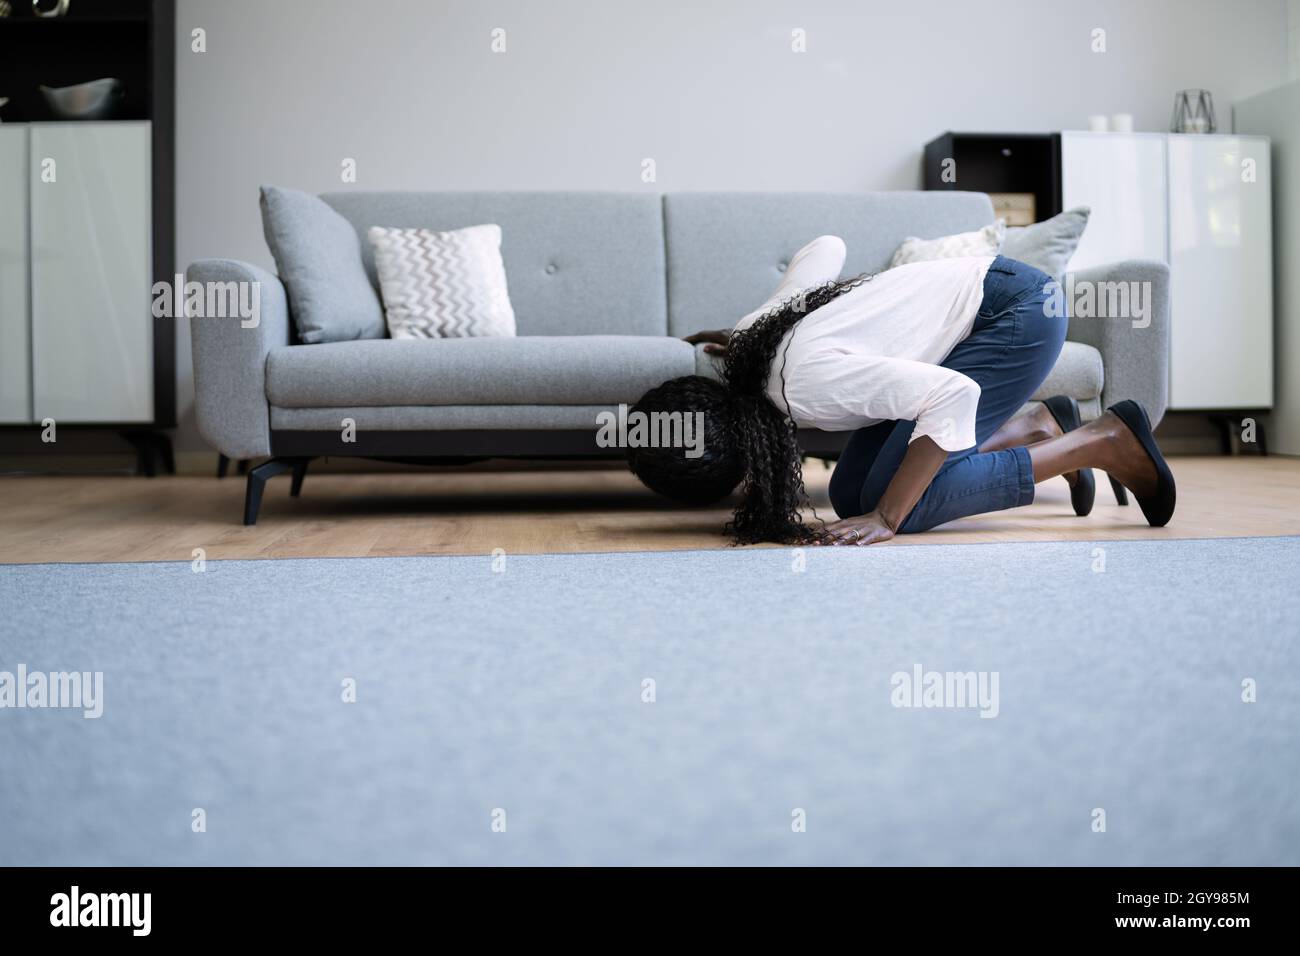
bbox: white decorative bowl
[40,78,124,120]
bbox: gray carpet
[2,536,1298,866]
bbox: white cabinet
[1061,131,1273,410]
[1166,136,1272,409]
[1062,131,1167,269]
[0,122,152,425]
[0,127,30,423]
[30,123,153,423]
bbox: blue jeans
[827,256,1066,532]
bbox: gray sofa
[189,191,1170,524]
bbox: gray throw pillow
[259,185,386,343]
[1001,206,1090,279]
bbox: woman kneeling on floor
[626,236,1175,546]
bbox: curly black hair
[626,274,873,544]
[624,375,747,506]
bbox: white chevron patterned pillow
[368,224,517,338]
[889,220,1006,268]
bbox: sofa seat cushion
[1030,341,1104,404]
[265,336,696,407]
[271,404,624,431]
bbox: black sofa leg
[290,459,310,497]
[243,457,299,526]
[218,455,254,479]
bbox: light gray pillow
[369,224,517,339]
[1001,207,1090,279]
[259,185,386,343]
[890,220,1005,267]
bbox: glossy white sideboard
[1062,131,1168,268]
[0,128,29,423]
[1,122,153,425]
[1166,135,1273,410]
[1061,131,1273,411]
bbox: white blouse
[732,236,993,452]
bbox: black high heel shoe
[1041,395,1094,517]
[1106,400,1176,527]
[1107,475,1129,506]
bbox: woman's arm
[738,235,847,327]
[683,235,848,354]
[818,437,948,545]
[781,352,980,545]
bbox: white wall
[174,0,1291,448]
[1290,0,1300,79]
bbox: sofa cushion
[259,185,387,343]
[322,192,667,336]
[664,191,996,337]
[1030,341,1104,403]
[889,220,1005,267]
[265,336,696,407]
[1002,207,1090,280]
[369,224,517,339]
[270,404,620,431]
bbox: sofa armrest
[187,259,291,459]
[1064,258,1170,426]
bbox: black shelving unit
[0,0,175,474]
[923,132,1062,224]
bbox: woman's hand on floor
[683,329,732,356]
[817,437,945,546]
[815,511,897,546]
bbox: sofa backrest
[663,191,995,337]
[321,191,668,336]
[319,190,995,339]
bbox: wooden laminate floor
[0,456,1296,564]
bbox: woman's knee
[827,463,864,518]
